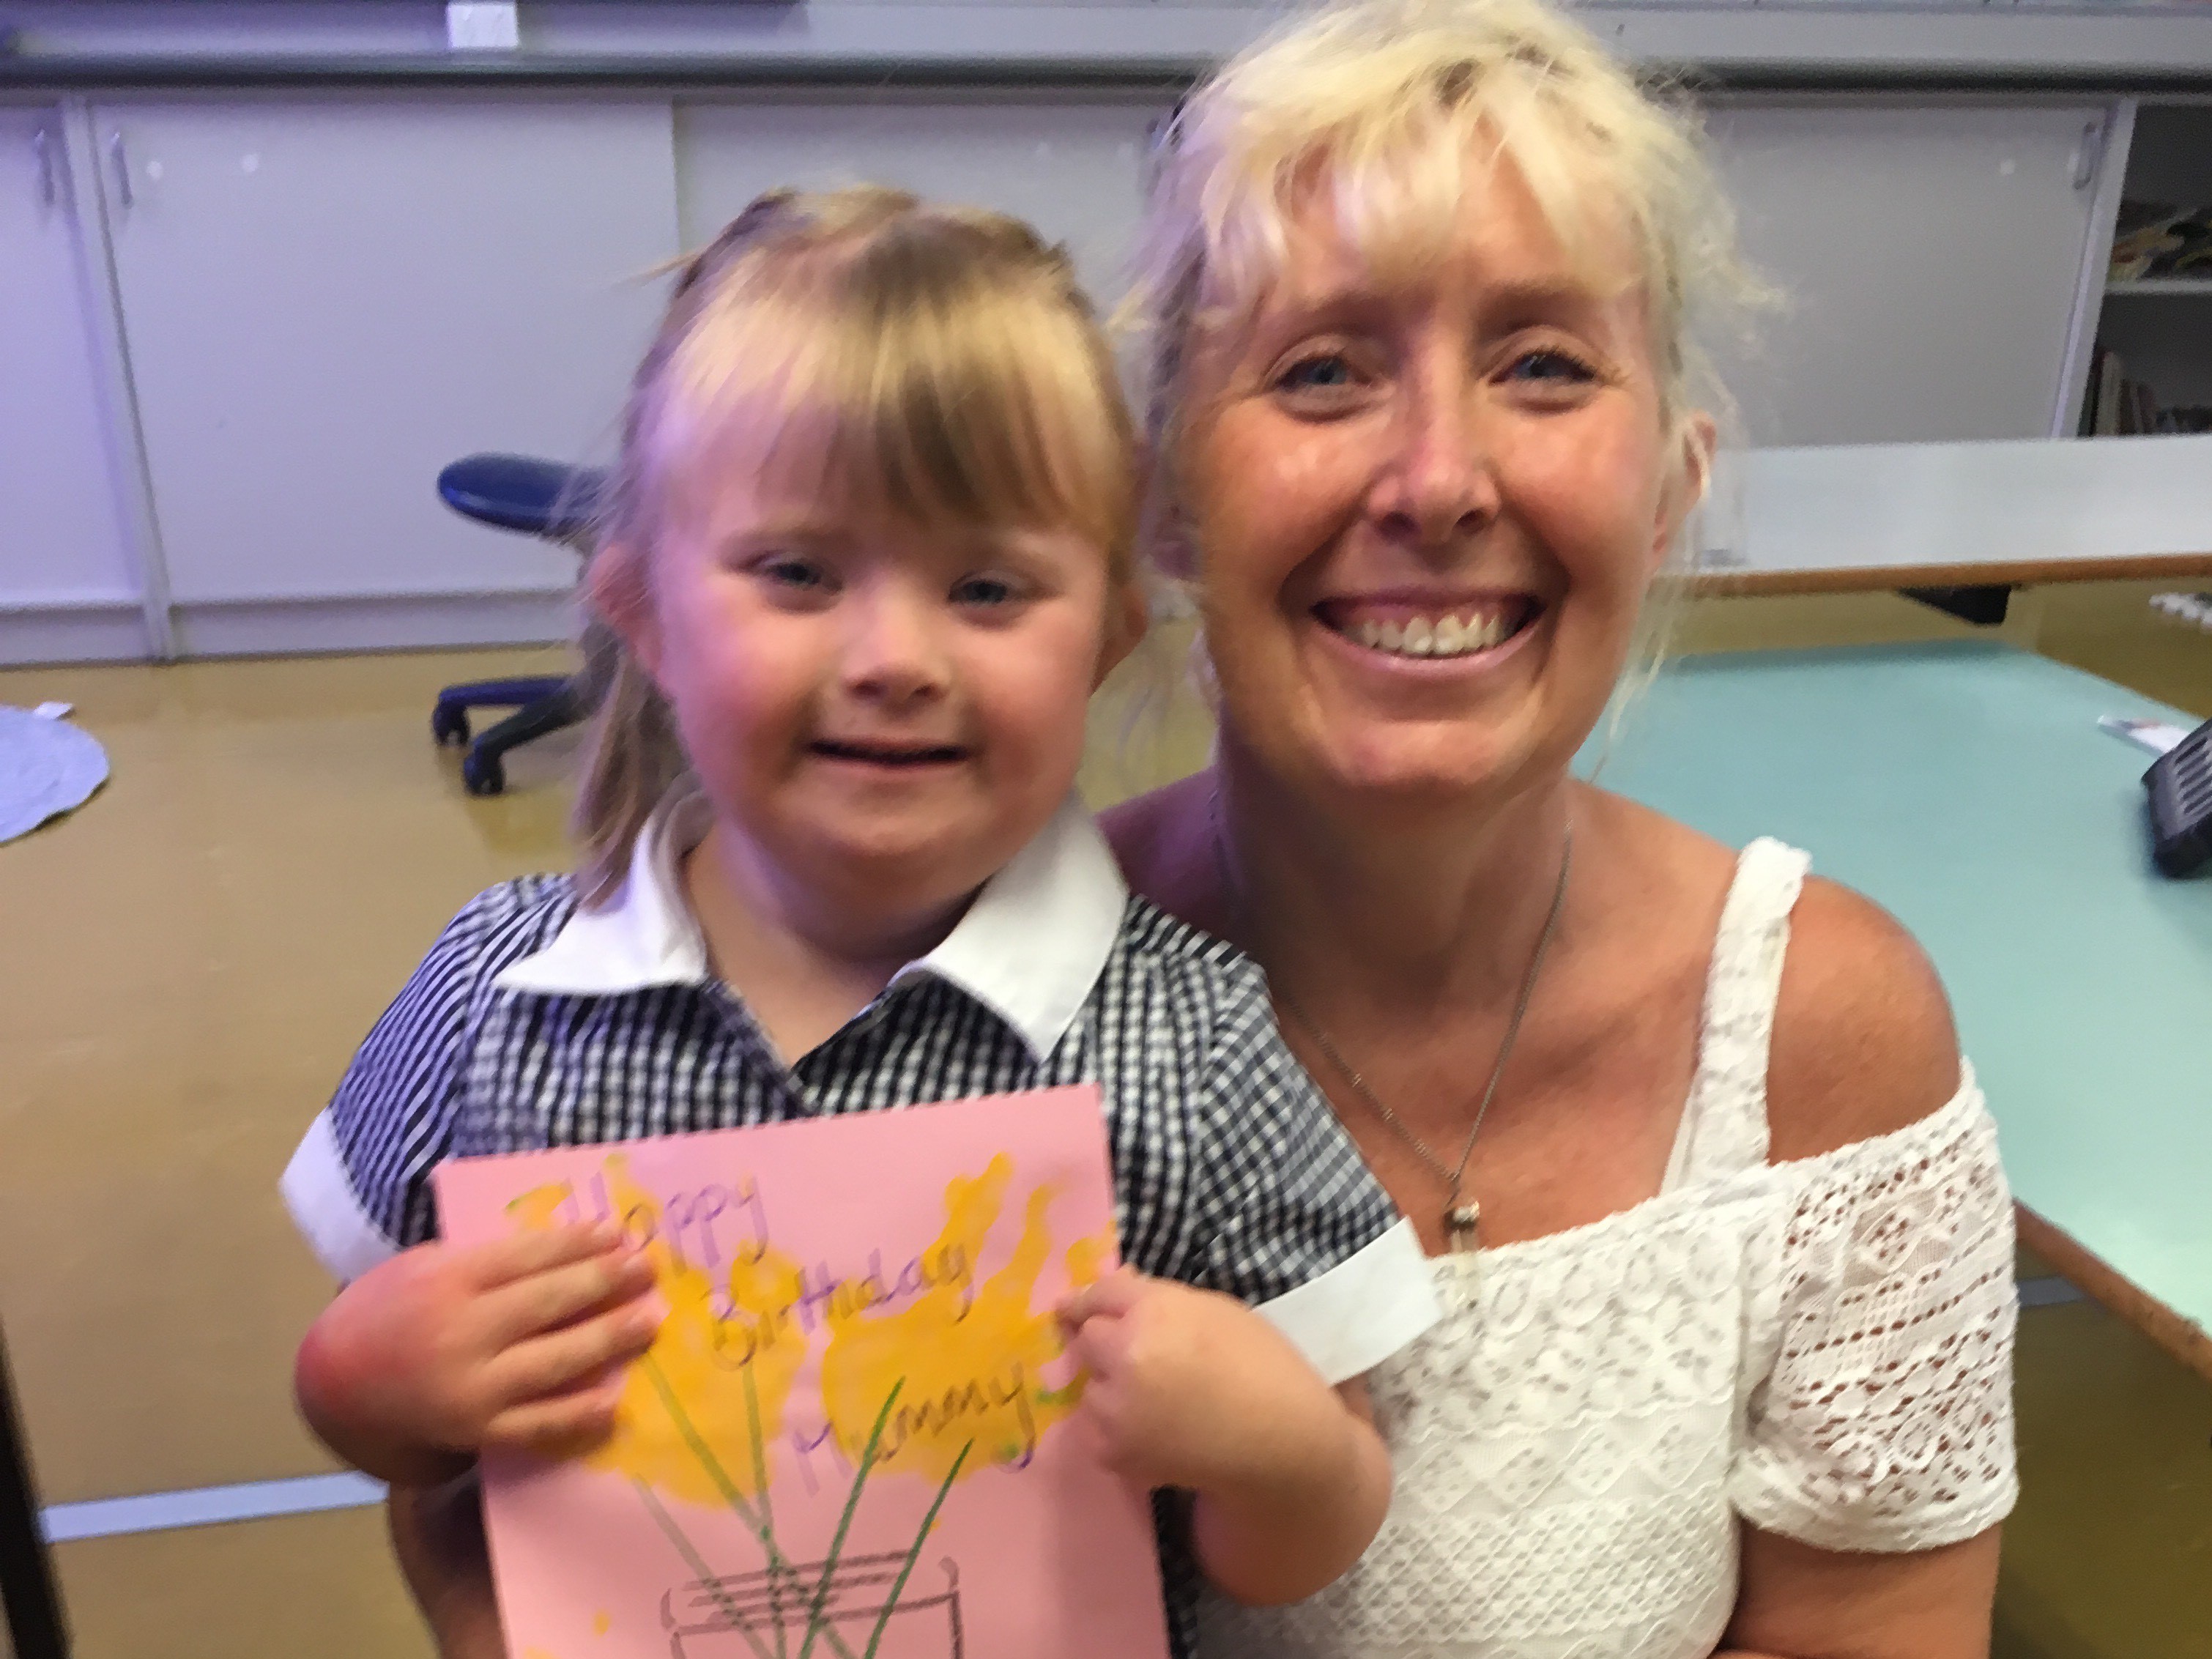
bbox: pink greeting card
[433,1087,1169,1659]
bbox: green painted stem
[861,1441,971,1659]
[796,1378,905,1659]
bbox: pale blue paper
[0,705,109,843]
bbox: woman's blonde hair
[573,185,1141,906]
[1129,0,1762,580]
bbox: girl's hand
[1057,1269,1389,1604]
[294,1222,664,1485]
[1055,1269,1347,1495]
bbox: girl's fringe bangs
[650,264,1132,558]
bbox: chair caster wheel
[431,703,471,746]
[462,751,506,796]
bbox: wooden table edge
[1677,552,2212,598]
[2015,1203,2212,1384]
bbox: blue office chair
[431,454,607,796]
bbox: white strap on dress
[1663,836,1809,1192]
[1666,842,2021,1554]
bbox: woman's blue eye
[1507,349,1595,385]
[1279,355,1356,392]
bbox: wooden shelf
[2107,276,2212,296]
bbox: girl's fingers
[463,1221,628,1291]
[1060,1301,1135,1376]
[489,1302,663,1404]
[1057,1266,1143,1331]
[483,1382,627,1456]
[481,1247,658,1346]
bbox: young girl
[281,188,1436,1657]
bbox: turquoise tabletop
[1589,639,2212,1354]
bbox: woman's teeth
[1350,612,1516,658]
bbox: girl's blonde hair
[574,185,1141,906]
[1129,0,1762,585]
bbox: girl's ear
[587,541,663,678]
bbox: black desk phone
[2146,718,2212,877]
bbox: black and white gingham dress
[283,796,1435,1657]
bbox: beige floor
[3,584,2208,1657]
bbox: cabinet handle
[2071,120,2105,193]
[31,125,58,208]
[106,128,133,209]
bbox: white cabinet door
[678,94,1165,313]
[94,98,680,654]
[1701,98,2113,445]
[0,104,149,664]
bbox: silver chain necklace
[1211,789,1573,1252]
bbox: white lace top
[1198,839,2019,1659]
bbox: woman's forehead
[1254,146,1639,319]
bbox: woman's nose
[842,582,950,706]
[1370,364,1500,550]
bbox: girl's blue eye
[757,554,828,590]
[951,574,1021,609]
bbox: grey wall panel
[1702,97,2112,445]
[678,93,1165,312]
[169,589,576,657]
[0,604,150,667]
[97,96,679,609]
[0,103,144,623]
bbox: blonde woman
[1105,0,2019,1652]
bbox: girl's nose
[842,579,951,706]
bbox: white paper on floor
[0,704,109,843]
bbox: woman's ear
[587,541,663,678]
[1094,577,1154,689]
[1137,442,1200,583]
[1148,511,1198,583]
[1650,412,1718,574]
[1150,526,1203,593]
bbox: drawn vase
[664,1553,963,1659]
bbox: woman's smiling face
[1179,152,1707,810]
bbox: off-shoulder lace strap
[1730,1070,2019,1551]
[1663,837,1811,1192]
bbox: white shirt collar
[494,787,1128,1061]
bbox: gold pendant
[1445,1200,1480,1252]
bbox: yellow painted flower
[506,1156,808,1507]
[817,1154,1107,1485]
